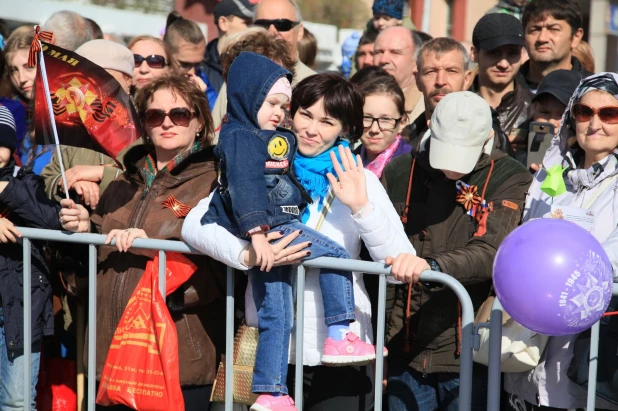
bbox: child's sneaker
[250,394,298,411]
[321,332,388,366]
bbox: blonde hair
[128,35,176,71]
[573,40,595,73]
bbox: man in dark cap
[471,13,533,152]
[204,0,255,100]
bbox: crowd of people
[0,0,617,410]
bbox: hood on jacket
[226,52,293,129]
[542,72,618,175]
[205,38,222,72]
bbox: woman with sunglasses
[504,73,618,411]
[128,35,172,93]
[183,73,414,411]
[352,70,411,178]
[58,74,227,411]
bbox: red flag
[33,41,142,161]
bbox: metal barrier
[481,283,618,411]
[17,227,478,411]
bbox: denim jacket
[202,52,309,237]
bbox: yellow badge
[267,135,289,160]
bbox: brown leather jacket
[87,144,227,386]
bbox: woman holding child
[182,54,414,411]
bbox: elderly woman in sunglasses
[58,75,228,411]
[504,73,618,411]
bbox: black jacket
[519,56,593,91]
[203,38,224,95]
[0,164,61,355]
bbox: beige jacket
[210,59,316,143]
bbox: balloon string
[602,311,618,317]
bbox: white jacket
[504,72,618,410]
[182,169,415,366]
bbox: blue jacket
[202,52,309,237]
[0,161,60,355]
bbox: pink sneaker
[250,394,298,411]
[321,332,388,366]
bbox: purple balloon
[494,218,613,336]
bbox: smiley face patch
[267,135,290,160]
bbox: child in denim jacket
[202,52,379,411]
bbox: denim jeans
[251,220,356,394]
[387,358,487,411]
[0,308,41,410]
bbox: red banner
[33,41,142,161]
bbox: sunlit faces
[0,147,12,169]
[372,14,402,32]
[257,94,290,130]
[9,49,36,100]
[145,88,202,158]
[473,45,523,88]
[130,40,169,89]
[361,93,405,161]
[293,97,344,157]
[574,90,618,166]
[415,50,472,114]
[356,43,375,70]
[173,38,206,75]
[533,94,566,133]
[524,15,582,66]
[255,0,303,57]
[374,27,416,88]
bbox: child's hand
[251,233,275,272]
[0,217,21,243]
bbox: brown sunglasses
[144,108,196,127]
[571,103,618,125]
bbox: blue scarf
[294,140,350,223]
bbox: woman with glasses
[353,71,411,178]
[58,75,227,411]
[504,73,618,411]
[128,35,172,93]
[183,73,415,411]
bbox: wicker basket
[211,325,259,405]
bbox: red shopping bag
[96,253,197,410]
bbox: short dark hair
[355,74,406,119]
[349,65,390,86]
[522,0,583,35]
[292,73,365,142]
[86,18,103,40]
[416,37,469,72]
[134,74,214,147]
[413,30,433,45]
[358,31,377,48]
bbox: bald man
[374,26,424,125]
[211,0,315,131]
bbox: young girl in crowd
[201,52,381,410]
[2,26,53,174]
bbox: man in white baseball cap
[429,91,494,179]
[381,91,532,410]
[75,39,134,94]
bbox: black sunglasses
[144,108,196,127]
[254,19,300,32]
[134,54,167,69]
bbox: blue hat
[372,0,404,20]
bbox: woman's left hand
[105,228,148,252]
[327,145,369,214]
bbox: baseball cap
[429,92,493,175]
[214,0,255,22]
[75,40,134,78]
[472,13,524,51]
[532,70,582,106]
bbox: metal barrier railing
[17,227,478,411]
[481,283,618,411]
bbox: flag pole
[36,35,70,200]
